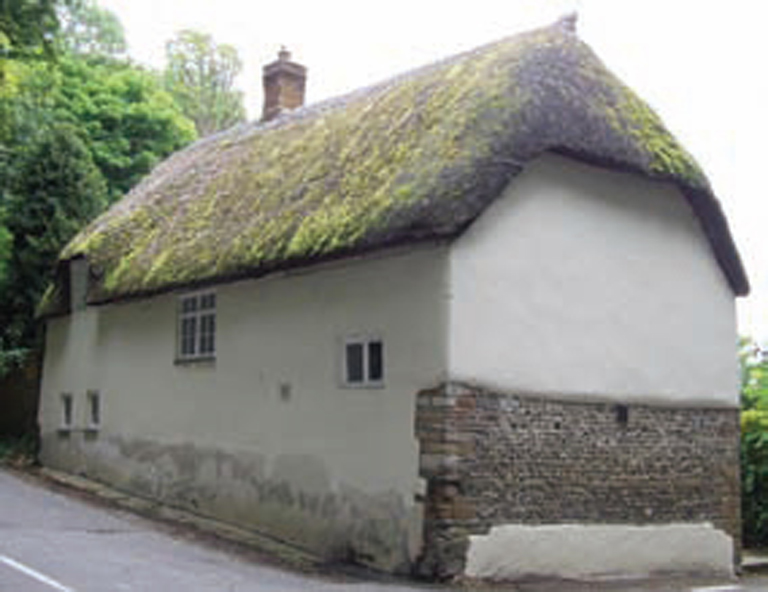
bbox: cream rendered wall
[39,245,449,569]
[39,308,100,427]
[448,154,739,406]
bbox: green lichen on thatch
[609,81,707,188]
[43,21,734,313]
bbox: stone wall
[414,383,741,579]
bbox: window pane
[209,316,216,353]
[346,343,364,383]
[199,314,215,355]
[181,296,198,313]
[200,293,216,310]
[181,317,197,356]
[368,341,383,382]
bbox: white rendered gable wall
[448,153,739,407]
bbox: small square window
[177,291,216,362]
[87,390,101,429]
[60,393,73,429]
[343,336,384,388]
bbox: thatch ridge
[41,21,748,316]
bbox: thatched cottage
[37,16,748,581]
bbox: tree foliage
[164,29,246,136]
[57,0,125,57]
[0,207,11,286]
[38,55,196,199]
[0,124,106,354]
[741,336,768,547]
[0,0,63,367]
[0,0,62,61]
[0,1,197,372]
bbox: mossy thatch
[41,20,748,315]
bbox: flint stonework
[414,383,741,579]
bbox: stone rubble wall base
[413,383,741,581]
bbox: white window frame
[86,390,101,430]
[341,335,384,388]
[60,393,74,430]
[177,291,217,362]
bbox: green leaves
[0,207,11,288]
[0,3,197,371]
[29,55,196,200]
[164,29,246,137]
[0,0,62,62]
[741,337,768,547]
[57,0,126,58]
[0,124,107,352]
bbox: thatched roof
[40,19,749,316]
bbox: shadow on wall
[0,354,41,438]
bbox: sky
[100,0,767,343]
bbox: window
[177,292,216,361]
[60,393,73,429]
[87,390,101,429]
[343,336,384,387]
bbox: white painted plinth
[465,523,734,581]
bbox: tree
[57,0,125,58]
[0,208,11,287]
[0,124,107,356]
[0,0,69,87]
[0,0,62,59]
[0,3,196,375]
[164,29,246,137]
[26,55,196,200]
[25,1,197,199]
[740,336,768,547]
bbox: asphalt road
[0,469,438,592]
[2,468,768,592]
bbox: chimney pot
[262,47,307,122]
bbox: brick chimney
[261,47,307,122]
